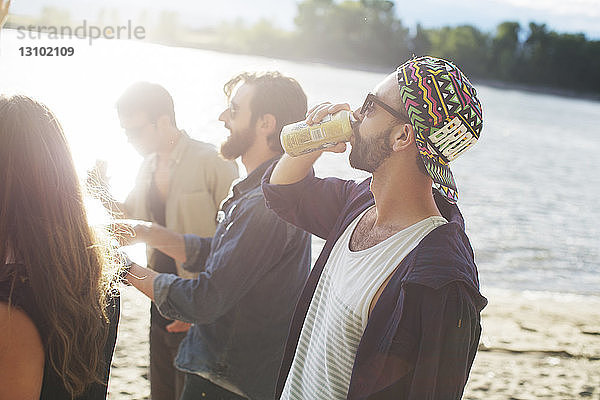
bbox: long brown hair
[0,95,118,396]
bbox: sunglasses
[228,102,239,119]
[124,121,156,138]
[360,93,408,122]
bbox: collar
[147,130,191,170]
[233,155,281,197]
[168,130,191,165]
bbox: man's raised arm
[269,102,349,185]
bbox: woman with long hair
[0,94,121,399]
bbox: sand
[108,287,600,399]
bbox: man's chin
[349,150,365,172]
[220,127,256,161]
[220,138,244,160]
[219,145,239,161]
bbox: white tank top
[281,207,447,400]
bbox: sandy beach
[108,287,600,399]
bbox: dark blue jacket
[154,157,311,400]
[262,166,487,400]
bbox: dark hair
[223,71,307,154]
[116,82,177,126]
[0,95,119,396]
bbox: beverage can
[280,110,354,157]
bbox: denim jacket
[154,157,311,400]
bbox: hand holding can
[280,110,356,157]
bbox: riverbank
[107,286,600,399]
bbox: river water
[1,31,598,295]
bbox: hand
[305,102,352,125]
[0,0,10,29]
[304,102,351,154]
[113,219,152,246]
[165,320,192,333]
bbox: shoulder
[407,221,477,278]
[346,177,374,206]
[186,137,217,153]
[237,188,274,217]
[233,188,292,229]
[0,302,44,399]
[184,140,238,168]
[184,138,222,160]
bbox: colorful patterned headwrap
[397,56,483,203]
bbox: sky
[8,0,600,39]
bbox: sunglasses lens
[361,97,370,115]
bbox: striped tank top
[280,208,447,399]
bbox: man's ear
[391,122,414,152]
[255,113,277,137]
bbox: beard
[349,124,393,173]
[220,125,257,160]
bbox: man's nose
[218,108,228,123]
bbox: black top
[148,176,177,329]
[0,264,120,400]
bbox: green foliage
[490,22,520,80]
[293,0,410,65]
[38,7,72,26]
[155,11,180,43]
[201,0,600,95]
[412,23,431,57]
[427,25,491,76]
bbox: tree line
[204,0,600,95]
[9,1,599,95]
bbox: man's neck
[369,167,441,232]
[241,147,279,175]
[156,128,182,160]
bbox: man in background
[93,82,238,400]
[123,72,312,400]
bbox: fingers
[305,102,351,125]
[326,142,347,154]
[352,106,364,122]
[306,102,330,116]
[112,219,151,246]
[114,222,136,246]
[165,320,192,333]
